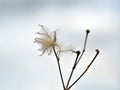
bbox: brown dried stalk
[35,26,100,90]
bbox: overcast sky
[0,0,120,90]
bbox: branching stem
[68,49,100,89]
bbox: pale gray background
[0,0,119,90]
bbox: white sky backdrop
[0,0,120,90]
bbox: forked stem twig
[68,49,100,89]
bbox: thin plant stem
[66,30,89,89]
[76,30,90,65]
[68,49,100,89]
[53,46,65,90]
[66,51,80,88]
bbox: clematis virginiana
[34,25,61,56]
[34,25,100,90]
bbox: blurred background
[0,0,120,90]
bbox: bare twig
[53,47,65,89]
[76,30,90,65]
[66,51,80,89]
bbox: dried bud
[75,51,80,55]
[86,29,90,34]
[95,49,100,53]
